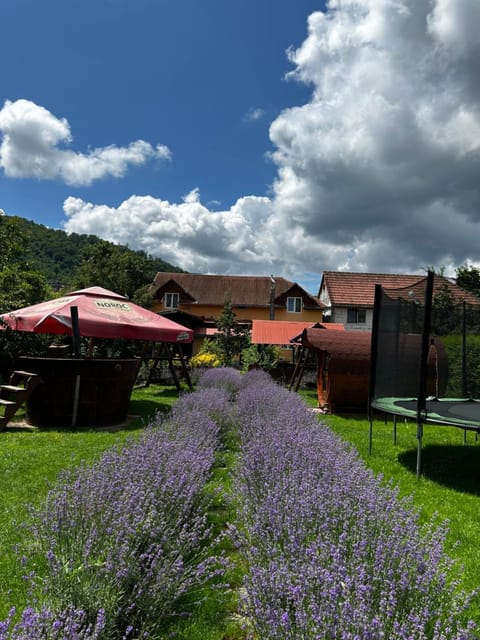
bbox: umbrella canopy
[0,286,193,343]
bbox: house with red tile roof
[319,271,480,331]
[150,273,325,353]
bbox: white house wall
[331,307,374,331]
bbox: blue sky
[1,1,314,219]
[2,0,480,294]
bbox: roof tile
[321,271,480,308]
[152,273,324,309]
[251,319,344,345]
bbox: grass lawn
[2,381,480,630]
[297,389,480,622]
[0,383,179,620]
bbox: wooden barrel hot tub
[18,356,140,427]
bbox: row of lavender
[1,368,477,638]
[0,387,233,639]
[201,368,478,639]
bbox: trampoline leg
[464,429,467,445]
[416,421,423,480]
[368,417,373,456]
[393,415,397,446]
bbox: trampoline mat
[372,397,480,430]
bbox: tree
[431,280,460,336]
[0,215,54,312]
[72,241,159,301]
[0,215,28,272]
[214,295,250,366]
[456,265,480,298]
[240,343,279,372]
[0,217,54,380]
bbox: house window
[287,297,302,313]
[164,292,179,309]
[347,308,366,323]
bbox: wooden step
[0,399,16,407]
[10,370,39,377]
[9,371,41,386]
[0,370,43,430]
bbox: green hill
[4,214,183,294]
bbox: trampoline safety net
[370,271,480,425]
[370,277,429,403]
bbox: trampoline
[368,271,480,478]
[372,397,480,431]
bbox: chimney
[269,275,276,320]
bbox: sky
[1,0,480,295]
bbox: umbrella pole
[70,306,81,357]
[70,306,81,427]
[72,375,81,428]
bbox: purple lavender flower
[233,370,478,639]
[0,606,105,640]
[9,386,229,638]
[2,367,477,638]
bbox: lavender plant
[0,606,105,640]
[10,389,230,639]
[195,366,242,400]
[233,370,478,639]
[2,367,478,638]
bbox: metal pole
[72,375,81,428]
[70,306,81,427]
[70,306,81,357]
[368,416,373,455]
[368,285,382,456]
[416,420,423,480]
[462,301,467,397]
[415,271,434,479]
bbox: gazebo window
[164,292,179,309]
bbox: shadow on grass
[2,385,182,435]
[4,420,147,434]
[133,385,182,400]
[398,444,480,495]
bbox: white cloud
[63,193,276,275]
[268,0,480,275]
[49,0,480,283]
[428,0,480,58]
[244,107,266,122]
[0,99,171,186]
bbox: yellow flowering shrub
[191,352,222,368]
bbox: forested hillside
[12,215,183,290]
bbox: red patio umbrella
[0,286,193,343]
